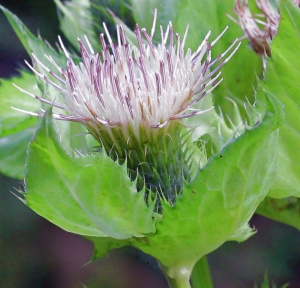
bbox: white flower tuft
[17,14,240,140]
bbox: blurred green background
[1,1,300,287]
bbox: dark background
[1,1,300,287]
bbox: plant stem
[190,256,213,288]
[164,272,192,288]
[158,256,213,288]
[158,262,192,288]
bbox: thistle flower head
[232,0,280,58]
[17,15,240,137]
[292,0,300,8]
[15,15,240,205]
[256,0,280,40]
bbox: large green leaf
[133,94,282,270]
[0,127,36,179]
[0,71,39,137]
[258,1,300,198]
[24,109,156,239]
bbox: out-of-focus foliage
[257,196,300,231]
[254,273,289,288]
[0,71,39,179]
[54,0,100,50]
[258,1,300,199]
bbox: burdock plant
[0,0,299,287]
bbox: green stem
[165,273,191,288]
[190,256,213,288]
[158,262,192,288]
[158,256,213,288]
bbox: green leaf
[0,71,39,179]
[0,5,66,111]
[0,127,36,179]
[133,94,282,270]
[0,5,97,178]
[0,71,39,137]
[0,6,70,179]
[260,1,300,198]
[0,5,66,71]
[190,256,213,288]
[256,196,300,232]
[86,236,130,260]
[54,0,100,51]
[25,109,156,239]
[227,223,256,243]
